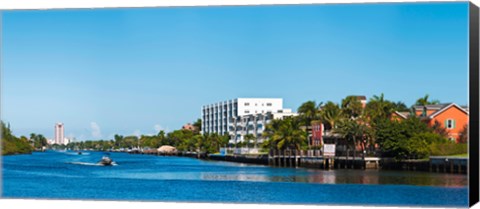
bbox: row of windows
[244,103,273,107]
[245,110,272,114]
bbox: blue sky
[1,2,469,141]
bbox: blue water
[1,151,468,207]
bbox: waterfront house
[393,103,468,142]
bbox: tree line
[1,121,34,155]
[66,119,231,154]
[262,94,468,160]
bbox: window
[449,137,456,142]
[445,119,455,129]
[267,103,272,106]
[245,103,250,106]
[245,110,250,114]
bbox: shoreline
[125,150,468,175]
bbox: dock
[123,149,467,174]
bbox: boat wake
[68,162,118,166]
[65,152,90,156]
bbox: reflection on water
[199,169,466,188]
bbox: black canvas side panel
[469,2,479,207]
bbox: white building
[63,137,70,146]
[54,123,64,145]
[202,98,297,144]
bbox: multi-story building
[202,98,296,144]
[54,123,64,145]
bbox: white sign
[323,144,336,157]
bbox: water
[1,151,468,207]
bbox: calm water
[1,151,468,207]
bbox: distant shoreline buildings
[52,122,70,145]
[201,98,297,144]
[54,123,64,144]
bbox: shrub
[429,143,467,156]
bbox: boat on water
[97,155,114,166]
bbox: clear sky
[1,2,469,141]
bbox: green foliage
[364,93,395,122]
[193,119,202,134]
[374,116,451,160]
[429,143,467,156]
[67,122,229,154]
[1,121,33,155]
[415,94,440,106]
[318,101,342,131]
[400,136,430,159]
[411,132,448,144]
[262,117,307,150]
[297,100,320,127]
[30,133,48,150]
[341,96,363,119]
[392,101,410,112]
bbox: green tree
[365,93,395,122]
[1,121,33,155]
[415,94,440,106]
[30,133,48,150]
[114,134,124,148]
[193,119,202,134]
[297,100,320,127]
[341,96,363,119]
[318,101,342,131]
[263,117,307,150]
[393,101,409,112]
[374,117,438,160]
[335,118,371,164]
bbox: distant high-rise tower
[54,123,64,145]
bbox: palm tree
[264,118,307,151]
[318,101,342,132]
[341,96,363,119]
[415,94,440,106]
[365,93,395,122]
[297,101,319,127]
[335,118,370,168]
[262,119,285,147]
[393,101,409,112]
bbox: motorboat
[97,156,114,166]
